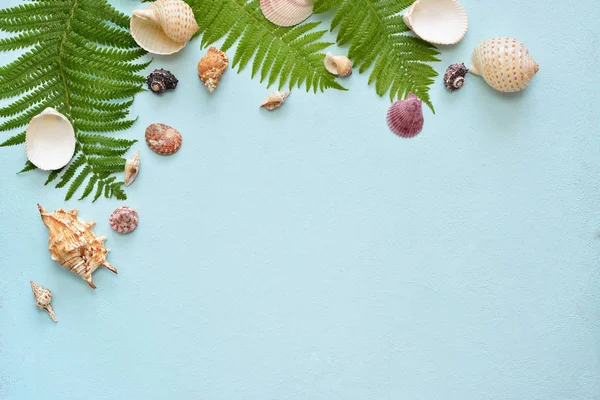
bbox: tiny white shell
[130,0,199,55]
[403,0,468,45]
[324,53,352,77]
[260,0,314,27]
[124,151,140,186]
[25,108,76,171]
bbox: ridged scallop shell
[145,123,182,155]
[30,281,57,322]
[124,151,140,186]
[38,205,117,290]
[470,37,539,92]
[109,206,139,234]
[403,0,468,45]
[324,53,352,77]
[130,0,199,55]
[197,47,229,93]
[260,0,314,27]
[386,93,424,138]
[25,108,75,171]
[260,91,290,110]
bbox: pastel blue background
[1,0,599,398]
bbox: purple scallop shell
[386,93,424,138]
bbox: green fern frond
[0,0,147,201]
[315,0,440,111]
[186,0,345,93]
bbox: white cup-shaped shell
[25,108,76,171]
[260,0,314,27]
[130,0,199,55]
[470,37,539,92]
[403,0,468,45]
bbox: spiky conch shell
[30,281,57,322]
[386,93,424,138]
[470,37,539,92]
[130,0,199,55]
[38,205,117,289]
[197,47,229,93]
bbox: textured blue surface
[1,0,599,398]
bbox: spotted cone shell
[260,0,314,27]
[109,206,139,234]
[470,37,539,92]
[145,123,182,155]
[386,93,424,138]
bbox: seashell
[30,281,57,322]
[197,47,228,93]
[386,93,424,138]
[403,0,468,45]
[260,91,290,110]
[260,0,314,27]
[38,205,117,290]
[145,123,182,155]
[147,69,178,94]
[109,206,139,234]
[124,151,140,186]
[470,37,539,92]
[324,53,352,77]
[443,63,468,91]
[130,0,199,55]
[25,108,76,171]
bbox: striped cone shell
[109,206,139,234]
[386,93,424,138]
[145,123,182,155]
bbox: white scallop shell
[25,108,75,171]
[470,37,539,92]
[260,0,314,27]
[130,0,199,55]
[403,0,468,45]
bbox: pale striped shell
[145,123,182,155]
[386,93,424,138]
[30,280,57,322]
[130,0,199,55]
[260,0,314,27]
[470,37,539,92]
[109,206,139,234]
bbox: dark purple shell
[386,93,424,138]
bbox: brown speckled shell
[197,47,228,93]
[443,63,468,91]
[145,123,182,155]
[109,206,139,234]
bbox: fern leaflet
[0,0,148,201]
[184,0,346,93]
[315,0,440,111]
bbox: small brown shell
[443,63,468,91]
[109,206,139,234]
[145,123,182,155]
[197,46,229,93]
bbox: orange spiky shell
[38,205,117,289]
[197,47,228,93]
